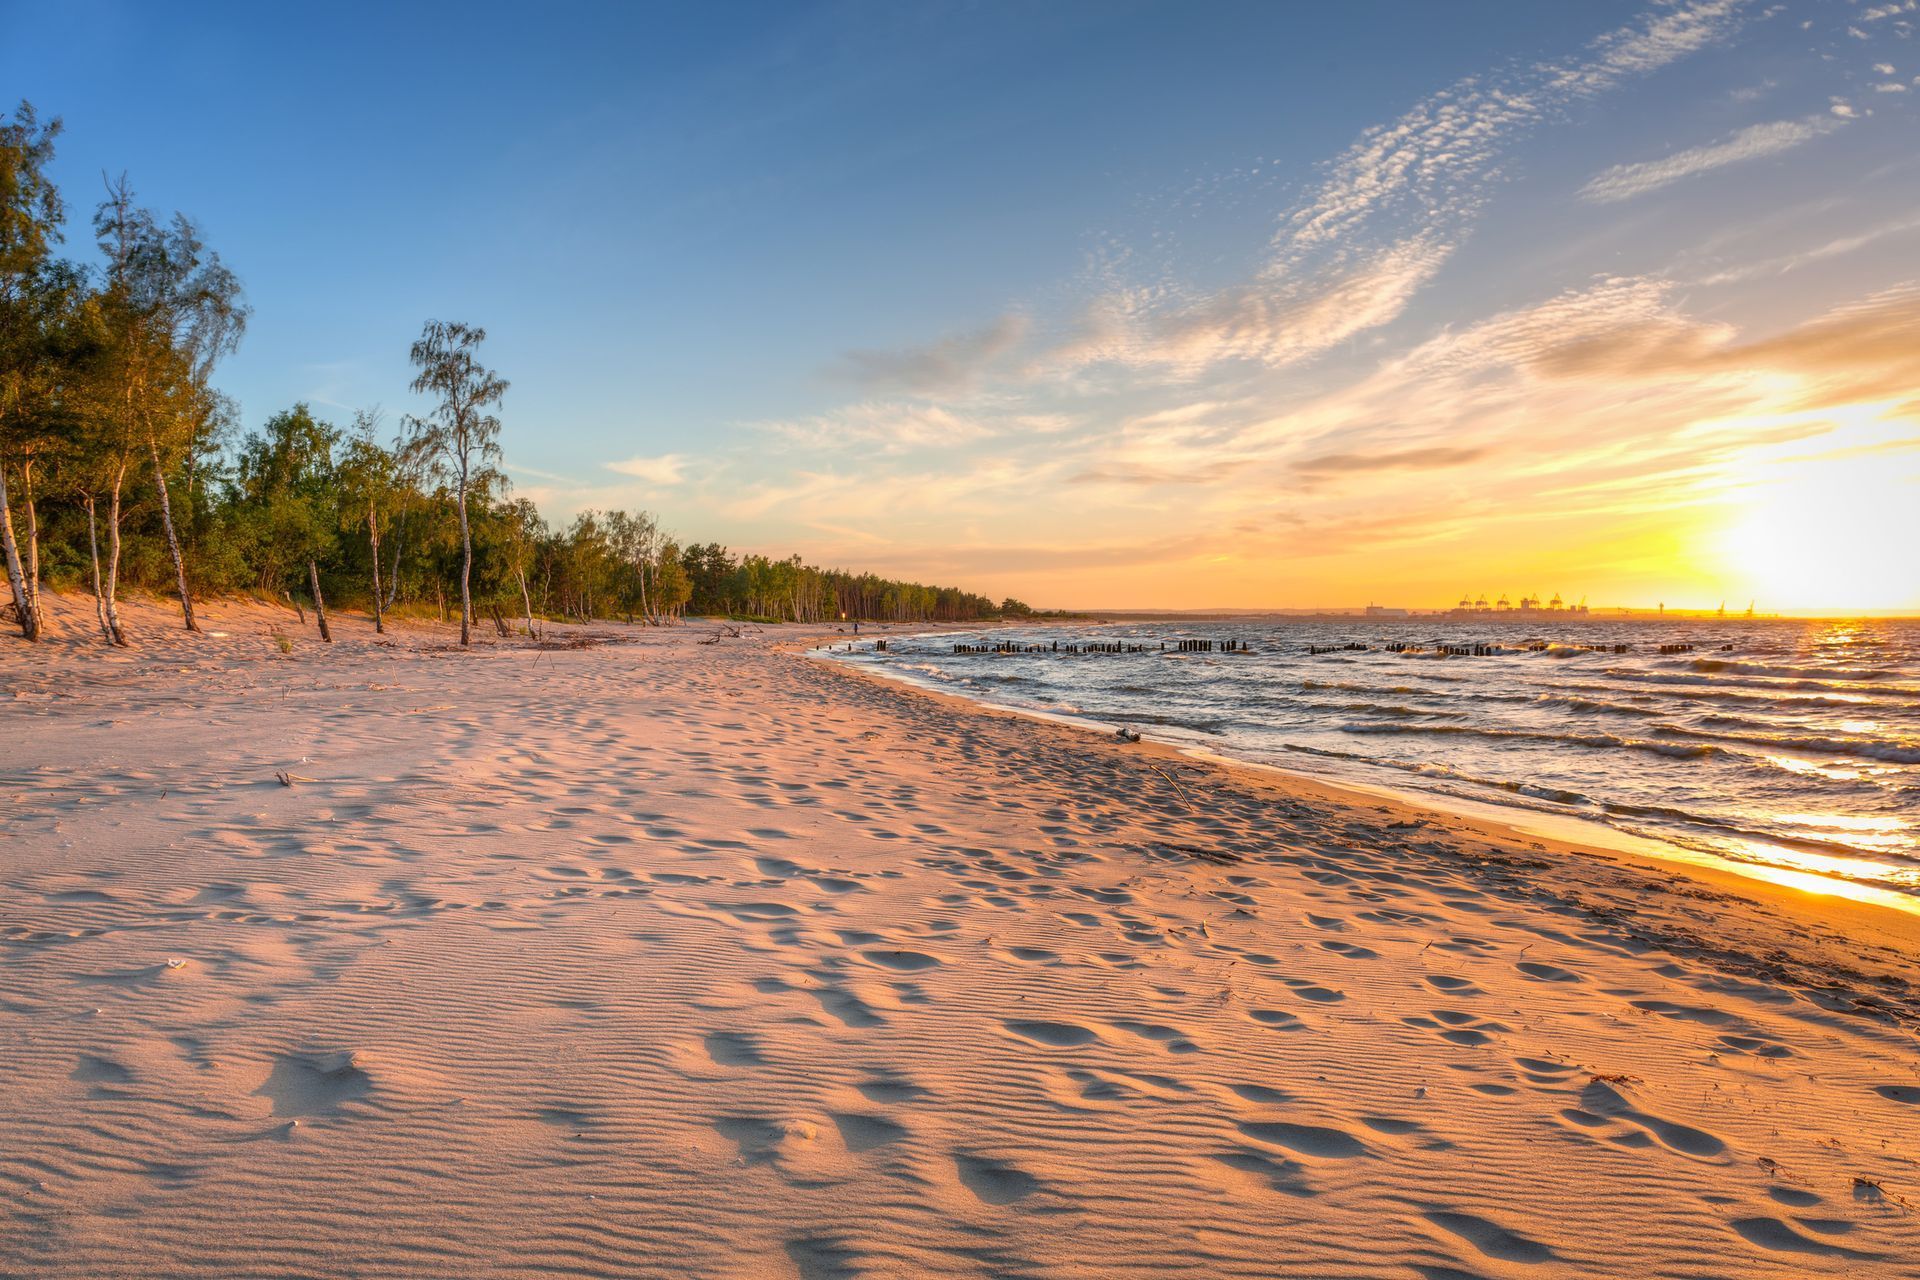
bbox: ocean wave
[1532,694,1657,717]
[1650,725,1920,764]
[1680,657,1901,681]
[1301,679,1446,698]
[1336,721,1725,759]
[1597,668,1920,699]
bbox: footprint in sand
[1576,1079,1725,1158]
[1516,960,1582,983]
[1211,1148,1316,1196]
[1513,1056,1579,1086]
[1716,1033,1793,1059]
[829,1112,907,1153]
[1236,1120,1370,1159]
[713,1116,787,1164]
[1424,1209,1559,1264]
[1111,1020,1200,1053]
[1731,1217,1881,1260]
[785,1236,865,1280]
[1424,975,1480,994]
[1873,1084,1920,1104]
[954,1152,1040,1204]
[860,949,940,971]
[855,1072,927,1103]
[704,1031,765,1066]
[72,1054,135,1085]
[253,1051,372,1118]
[1004,1020,1100,1047]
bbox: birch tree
[337,409,396,634]
[94,176,247,633]
[0,102,63,641]
[404,321,504,647]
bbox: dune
[3,591,1918,1278]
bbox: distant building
[1364,604,1410,617]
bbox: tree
[404,320,505,647]
[499,496,543,638]
[231,404,338,635]
[337,409,396,633]
[93,175,248,633]
[0,101,64,640]
[653,538,691,620]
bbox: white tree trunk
[23,459,43,632]
[0,459,38,641]
[103,467,128,646]
[308,559,332,642]
[85,496,110,641]
[149,438,200,631]
[456,462,472,647]
[517,565,536,640]
[368,505,384,635]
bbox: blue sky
[6,1,1918,609]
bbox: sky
[5,0,1918,612]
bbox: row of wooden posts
[946,638,1254,655]
[831,637,1728,658]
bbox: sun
[1717,449,1920,614]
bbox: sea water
[833,618,1920,902]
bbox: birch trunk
[455,463,472,647]
[516,565,536,640]
[149,438,200,631]
[23,458,43,632]
[367,505,384,635]
[103,466,128,646]
[0,458,37,641]
[385,515,403,610]
[308,560,332,642]
[85,496,111,641]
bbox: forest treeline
[0,103,1016,647]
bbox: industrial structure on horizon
[1442,592,1591,619]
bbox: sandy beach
[5,594,1919,1279]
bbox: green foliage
[0,100,1009,636]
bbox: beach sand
[4,593,1918,1278]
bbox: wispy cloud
[1276,0,1747,263]
[1037,0,1750,379]
[1581,116,1840,203]
[605,453,688,484]
[753,400,1072,454]
[1297,445,1492,475]
[835,313,1029,393]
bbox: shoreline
[808,632,1920,943]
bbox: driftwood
[1146,762,1195,811]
